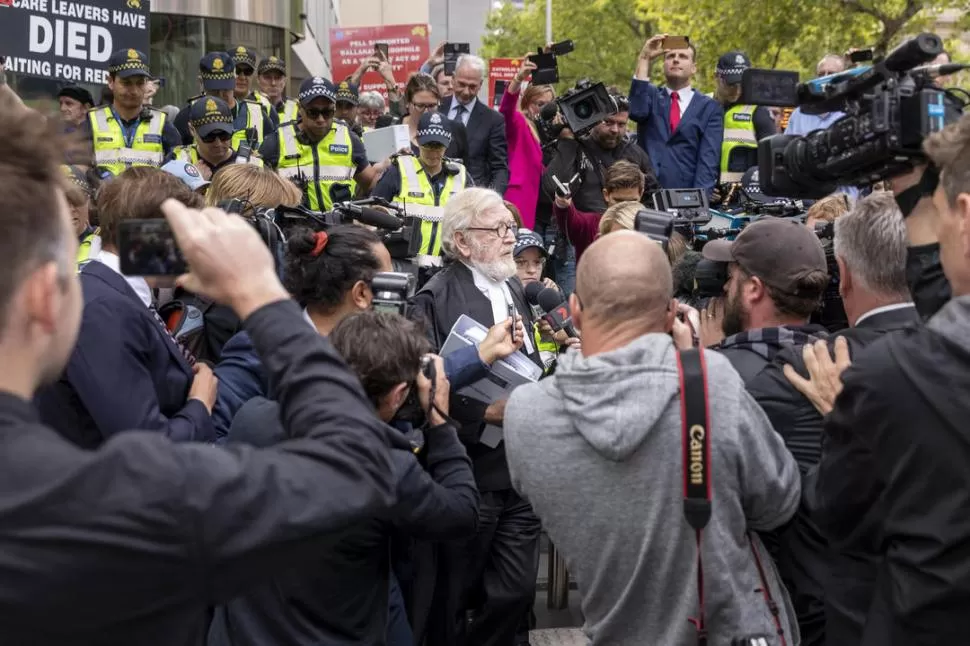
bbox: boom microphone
[912,62,970,80]
[536,287,579,338]
[350,206,404,231]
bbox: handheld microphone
[912,62,970,80]
[537,287,578,338]
[524,281,544,307]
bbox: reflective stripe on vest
[281,99,299,124]
[90,107,165,175]
[173,145,264,169]
[276,123,356,211]
[76,227,102,271]
[721,104,758,183]
[392,155,467,257]
[230,101,266,150]
[533,321,559,373]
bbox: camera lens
[574,99,594,120]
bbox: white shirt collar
[452,95,476,113]
[96,250,153,308]
[855,302,916,327]
[668,86,693,99]
[464,262,535,355]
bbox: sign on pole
[0,0,151,85]
[329,23,430,99]
[488,58,522,109]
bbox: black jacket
[816,295,970,646]
[208,396,479,646]
[746,304,921,646]
[409,261,543,492]
[0,300,401,645]
[438,99,509,194]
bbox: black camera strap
[677,348,712,646]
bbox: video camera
[371,272,416,316]
[538,79,620,139]
[743,33,967,199]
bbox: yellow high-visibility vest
[276,122,357,211]
[721,104,758,183]
[171,145,264,169]
[89,106,166,176]
[391,154,467,266]
[230,100,267,151]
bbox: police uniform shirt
[257,124,370,174]
[724,102,778,141]
[371,157,474,203]
[79,109,182,165]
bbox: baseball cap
[416,111,452,147]
[58,85,95,107]
[161,160,210,193]
[298,77,337,106]
[335,80,359,106]
[107,49,151,79]
[231,45,258,71]
[702,217,827,294]
[188,96,234,139]
[716,51,752,85]
[199,52,235,91]
[257,55,286,75]
[740,166,783,203]
[514,229,548,258]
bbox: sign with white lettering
[329,23,430,99]
[0,0,150,85]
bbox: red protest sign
[329,23,430,99]
[488,58,522,109]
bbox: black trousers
[429,489,541,646]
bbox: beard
[469,243,517,282]
[721,289,747,338]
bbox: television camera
[742,33,968,199]
[538,79,622,140]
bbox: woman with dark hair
[403,73,468,160]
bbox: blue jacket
[628,78,724,193]
[213,330,490,442]
[35,261,214,449]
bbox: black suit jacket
[409,261,541,492]
[35,261,214,448]
[440,98,509,194]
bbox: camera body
[749,33,964,199]
[539,80,619,139]
[371,271,416,316]
[634,208,675,249]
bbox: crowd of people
[0,29,969,646]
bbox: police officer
[259,77,376,211]
[173,52,276,150]
[334,81,364,137]
[167,97,263,179]
[372,111,471,268]
[513,230,561,371]
[83,49,181,178]
[256,55,300,125]
[712,51,778,184]
[231,45,279,129]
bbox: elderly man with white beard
[409,187,544,646]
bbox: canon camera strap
[677,348,712,646]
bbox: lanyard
[110,107,140,148]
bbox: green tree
[480,0,655,93]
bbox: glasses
[411,102,439,112]
[515,258,545,270]
[466,221,518,238]
[236,66,254,77]
[200,131,232,143]
[305,107,335,120]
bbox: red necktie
[669,91,681,131]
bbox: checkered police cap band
[717,66,747,77]
[300,84,336,102]
[109,60,149,74]
[191,112,233,127]
[417,125,451,141]
[201,71,234,81]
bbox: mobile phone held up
[374,43,389,62]
[663,35,690,51]
[443,42,470,75]
[118,219,188,277]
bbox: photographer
[209,312,479,646]
[542,90,660,215]
[0,91,403,641]
[505,231,800,644]
[785,113,970,646]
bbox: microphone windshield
[354,207,403,231]
[524,281,545,306]
[539,101,559,121]
[537,287,563,313]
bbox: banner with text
[0,0,151,85]
[329,23,430,99]
[488,58,521,109]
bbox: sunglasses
[305,107,335,120]
[236,66,254,77]
[201,131,232,143]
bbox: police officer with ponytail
[372,111,472,269]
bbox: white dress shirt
[97,250,153,308]
[448,96,476,126]
[668,86,695,117]
[466,263,535,355]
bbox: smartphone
[527,52,559,84]
[849,49,873,63]
[118,219,187,277]
[443,42,470,75]
[663,35,690,50]
[493,79,508,109]
[548,39,575,56]
[374,43,389,61]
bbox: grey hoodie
[505,334,801,645]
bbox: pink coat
[499,89,544,229]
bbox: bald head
[575,231,673,329]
